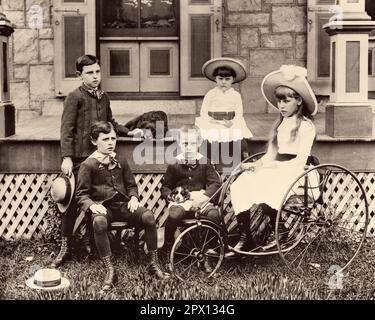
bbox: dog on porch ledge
[124,111,169,139]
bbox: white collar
[176,152,204,162]
[88,151,120,169]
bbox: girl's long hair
[268,86,314,152]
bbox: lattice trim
[1,172,375,240]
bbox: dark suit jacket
[161,162,221,202]
[76,157,139,213]
[60,86,129,159]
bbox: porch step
[42,99,200,117]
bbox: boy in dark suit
[76,121,169,291]
[52,54,143,268]
[161,125,221,272]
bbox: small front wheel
[170,223,224,281]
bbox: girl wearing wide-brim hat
[229,65,318,254]
[195,58,253,165]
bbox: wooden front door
[99,0,179,93]
[180,0,223,96]
[53,0,96,97]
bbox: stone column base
[0,103,15,137]
[325,104,373,138]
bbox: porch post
[323,0,375,138]
[0,10,15,137]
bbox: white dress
[230,115,316,213]
[195,87,253,143]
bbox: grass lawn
[1,237,375,300]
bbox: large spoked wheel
[276,164,369,282]
[170,222,225,281]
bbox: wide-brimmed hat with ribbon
[26,268,70,291]
[50,173,75,213]
[261,65,318,116]
[202,57,247,83]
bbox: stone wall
[223,0,307,113]
[2,0,308,120]
[3,0,54,122]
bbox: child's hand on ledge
[128,128,144,138]
[90,203,107,215]
[128,196,140,213]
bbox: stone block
[240,28,259,55]
[30,65,54,101]
[265,0,294,3]
[325,105,373,138]
[240,77,267,113]
[223,28,238,55]
[296,35,307,59]
[249,49,286,76]
[26,0,51,28]
[10,81,30,110]
[3,0,25,11]
[39,28,53,39]
[40,39,54,63]
[261,34,293,48]
[0,103,15,137]
[227,0,262,11]
[14,65,29,79]
[227,13,270,26]
[285,49,295,60]
[13,29,38,64]
[272,7,306,33]
[259,27,270,34]
[4,11,25,28]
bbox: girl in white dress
[229,65,318,252]
[195,58,253,166]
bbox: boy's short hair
[90,121,115,141]
[177,124,201,143]
[76,54,100,73]
[213,66,236,78]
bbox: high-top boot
[262,205,288,243]
[233,211,255,251]
[160,242,173,273]
[225,211,255,258]
[147,250,170,280]
[101,255,117,291]
[50,237,70,268]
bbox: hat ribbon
[34,278,62,288]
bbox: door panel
[53,0,96,96]
[100,42,139,92]
[140,42,179,92]
[180,0,222,96]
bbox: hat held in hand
[50,173,75,213]
[26,268,70,291]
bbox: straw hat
[26,268,70,291]
[261,65,318,116]
[50,173,75,213]
[202,57,247,83]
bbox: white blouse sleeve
[200,90,213,120]
[232,91,244,121]
[275,121,316,168]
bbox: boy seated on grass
[76,121,169,292]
